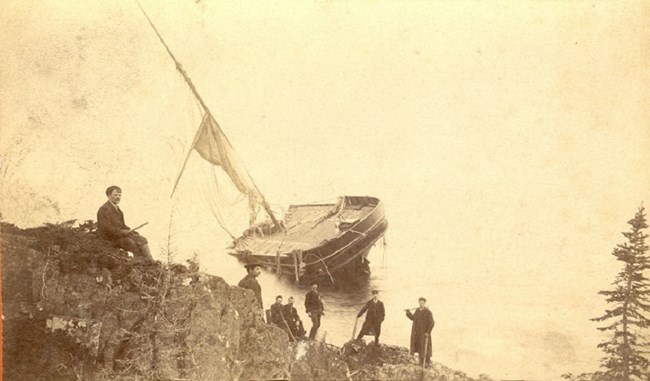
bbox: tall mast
[136,1,281,228]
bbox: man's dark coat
[97,200,149,256]
[358,299,385,335]
[304,290,324,314]
[238,274,262,308]
[282,303,306,338]
[97,201,129,240]
[282,303,302,326]
[305,289,324,339]
[406,307,435,357]
[270,302,284,326]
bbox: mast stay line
[135,0,282,228]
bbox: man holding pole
[282,296,306,340]
[97,185,153,262]
[269,295,295,340]
[405,297,435,367]
[356,290,385,344]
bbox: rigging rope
[177,94,243,240]
[198,176,237,240]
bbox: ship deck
[232,200,376,256]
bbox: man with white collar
[97,185,153,262]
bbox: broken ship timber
[139,4,388,283]
[231,196,388,282]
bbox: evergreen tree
[592,206,650,381]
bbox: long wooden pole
[130,222,149,232]
[279,313,296,342]
[135,0,213,118]
[419,333,428,381]
[351,316,359,340]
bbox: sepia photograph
[1,1,649,380]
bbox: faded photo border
[1,1,649,380]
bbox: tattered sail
[138,2,387,283]
[193,114,258,197]
[192,113,266,225]
[172,111,280,228]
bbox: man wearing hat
[238,263,263,308]
[356,290,385,344]
[405,297,435,367]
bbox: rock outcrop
[1,222,491,381]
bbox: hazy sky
[1,1,649,379]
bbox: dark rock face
[2,224,292,381]
[291,341,351,380]
[2,223,488,381]
[342,339,414,370]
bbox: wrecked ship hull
[229,196,388,283]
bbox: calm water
[197,243,600,381]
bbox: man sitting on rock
[97,185,153,262]
[282,296,306,341]
[269,295,295,340]
[270,295,285,326]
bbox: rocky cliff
[1,222,492,381]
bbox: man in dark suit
[269,295,285,326]
[238,263,263,308]
[304,283,324,340]
[356,290,385,344]
[97,185,153,261]
[282,296,306,340]
[406,297,435,367]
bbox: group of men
[354,291,435,367]
[97,186,435,367]
[269,295,306,341]
[237,261,435,367]
[238,264,326,342]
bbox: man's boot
[139,243,154,262]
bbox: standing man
[282,296,306,340]
[97,185,153,262]
[405,297,435,367]
[356,290,385,344]
[238,263,263,308]
[304,283,324,340]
